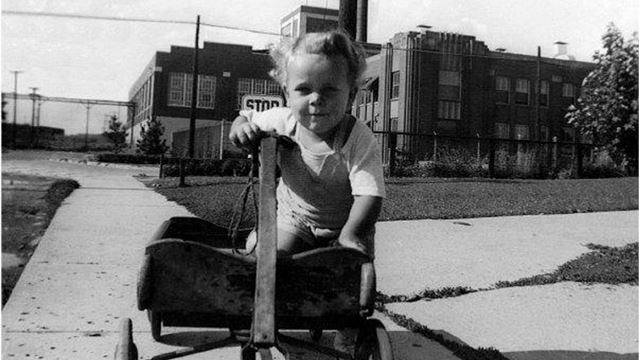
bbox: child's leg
[244,226,314,256]
[334,327,358,355]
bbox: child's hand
[336,234,367,255]
[229,119,263,149]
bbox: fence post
[432,131,438,161]
[159,154,164,179]
[179,158,186,187]
[476,132,481,165]
[388,132,397,176]
[576,142,583,178]
[488,138,495,178]
[551,136,558,174]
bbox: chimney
[356,0,368,42]
[416,24,431,35]
[339,0,358,40]
[554,41,568,56]
[553,41,575,60]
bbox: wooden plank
[252,136,278,345]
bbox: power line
[1,10,282,36]
[3,9,586,64]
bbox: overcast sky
[2,0,638,134]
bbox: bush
[162,158,252,177]
[94,153,163,164]
[393,147,485,178]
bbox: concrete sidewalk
[2,152,637,359]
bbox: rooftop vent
[416,24,432,34]
[553,41,575,60]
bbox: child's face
[284,53,353,138]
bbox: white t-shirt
[239,107,385,229]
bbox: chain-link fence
[375,131,612,179]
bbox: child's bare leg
[276,227,314,255]
[244,228,313,256]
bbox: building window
[168,73,185,106]
[540,125,549,141]
[562,83,575,103]
[514,125,529,140]
[390,117,398,131]
[237,78,282,109]
[515,78,530,105]
[495,76,509,104]
[167,73,216,108]
[391,71,400,99]
[437,100,461,120]
[495,122,510,139]
[292,19,298,38]
[438,70,460,100]
[198,75,216,109]
[540,80,549,107]
[281,23,291,37]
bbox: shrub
[94,153,163,164]
[161,158,252,177]
[393,147,485,178]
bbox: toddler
[229,30,385,354]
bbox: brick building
[128,5,595,161]
[354,28,596,161]
[128,42,282,156]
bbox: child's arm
[337,195,383,257]
[229,115,263,149]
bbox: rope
[229,148,260,254]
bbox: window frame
[494,122,510,139]
[495,76,510,104]
[390,71,400,99]
[539,80,549,107]
[514,78,530,106]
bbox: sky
[1,0,638,134]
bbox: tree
[136,116,169,155]
[102,114,128,153]
[566,23,638,174]
[2,95,7,122]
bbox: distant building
[128,42,281,156]
[280,5,338,38]
[128,5,595,161]
[354,29,595,161]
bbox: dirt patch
[1,173,79,306]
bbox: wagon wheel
[309,328,323,342]
[114,318,138,360]
[354,319,393,360]
[147,310,162,341]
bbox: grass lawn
[1,174,79,306]
[151,176,638,227]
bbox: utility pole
[535,46,541,141]
[11,70,23,149]
[188,15,200,158]
[29,87,38,148]
[83,102,93,151]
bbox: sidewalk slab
[375,211,638,295]
[386,282,638,355]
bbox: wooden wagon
[115,136,393,360]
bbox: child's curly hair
[269,30,367,91]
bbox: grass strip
[152,177,637,225]
[495,242,638,288]
[377,303,509,360]
[1,178,79,306]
